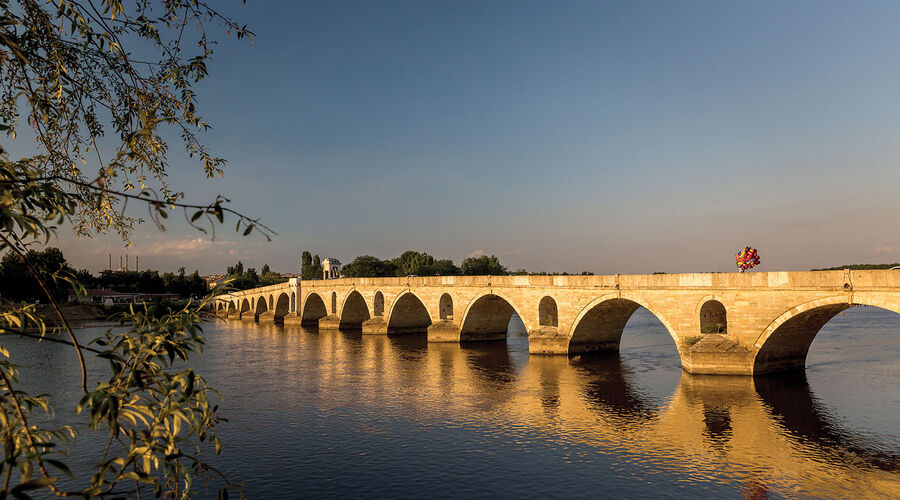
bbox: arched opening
[539,296,558,327]
[301,293,328,326]
[569,298,679,364]
[251,297,255,309]
[754,299,900,374]
[700,300,727,334]
[374,291,385,317]
[387,292,432,334]
[290,292,296,312]
[255,295,268,316]
[240,298,251,315]
[273,292,290,321]
[331,292,337,314]
[227,302,236,314]
[340,291,370,329]
[439,293,453,320]
[755,303,849,374]
[268,294,274,310]
[460,294,523,342]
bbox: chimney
[135,256,139,272]
[120,255,123,270]
[125,253,128,272]
[108,253,112,270]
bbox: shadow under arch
[255,294,268,318]
[461,341,518,396]
[387,291,432,334]
[240,298,251,317]
[340,290,370,329]
[755,371,899,472]
[568,294,681,356]
[273,292,290,322]
[753,295,900,374]
[570,352,661,423]
[301,293,328,326]
[459,292,527,343]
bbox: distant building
[322,258,342,279]
[202,274,227,289]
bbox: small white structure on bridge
[322,258,342,279]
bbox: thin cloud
[874,246,898,254]
[138,237,236,257]
[468,249,485,258]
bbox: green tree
[0,1,264,497]
[0,247,75,302]
[342,255,392,277]
[424,259,459,276]
[301,251,312,275]
[392,250,435,276]
[460,255,508,276]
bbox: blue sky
[50,1,900,274]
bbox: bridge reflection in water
[208,312,898,499]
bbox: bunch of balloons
[736,246,761,272]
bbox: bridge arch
[387,291,432,334]
[301,293,328,326]
[240,298,251,317]
[459,292,527,342]
[331,292,337,314]
[273,292,290,321]
[340,290,371,328]
[255,295,268,317]
[567,294,680,354]
[268,294,274,310]
[539,296,558,327]
[753,294,900,374]
[439,293,453,320]
[290,292,296,312]
[374,291,385,317]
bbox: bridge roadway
[213,270,900,375]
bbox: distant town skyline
[31,1,900,275]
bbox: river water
[10,306,900,498]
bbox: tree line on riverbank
[223,261,289,289]
[301,249,594,278]
[0,247,207,302]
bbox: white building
[322,258,342,279]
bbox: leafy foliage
[459,255,507,276]
[0,0,261,497]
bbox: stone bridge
[213,270,900,375]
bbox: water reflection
[5,318,897,499]
[199,320,900,498]
[756,372,899,473]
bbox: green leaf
[44,459,75,482]
[11,476,58,492]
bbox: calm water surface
[11,307,900,498]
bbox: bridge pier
[361,317,388,334]
[680,335,755,375]
[256,311,274,323]
[528,327,571,354]
[283,313,302,325]
[318,314,341,330]
[427,320,461,342]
